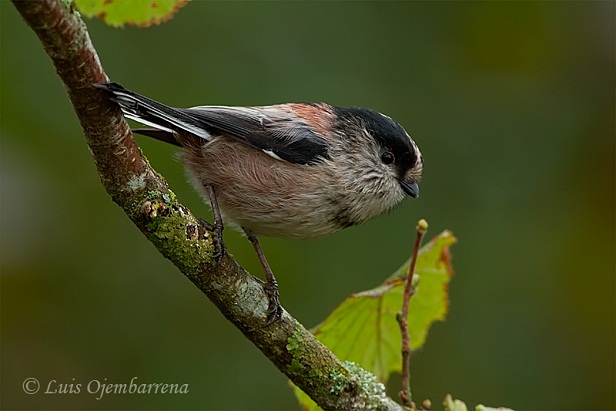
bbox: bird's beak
[400,181,419,198]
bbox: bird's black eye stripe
[381,151,395,165]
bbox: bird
[94,82,423,325]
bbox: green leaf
[292,230,456,409]
[444,394,469,411]
[476,405,514,411]
[74,0,189,27]
[443,395,515,411]
[313,230,455,382]
[293,384,319,411]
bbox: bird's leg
[244,230,283,325]
[202,185,226,263]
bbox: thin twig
[397,219,428,408]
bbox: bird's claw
[198,218,226,264]
[264,280,282,326]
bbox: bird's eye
[381,151,395,165]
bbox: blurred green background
[2,1,614,410]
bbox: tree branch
[12,0,404,409]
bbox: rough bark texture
[12,1,405,409]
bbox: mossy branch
[11,0,405,409]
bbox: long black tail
[94,82,211,145]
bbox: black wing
[95,83,328,165]
[184,106,329,165]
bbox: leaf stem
[398,219,428,408]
